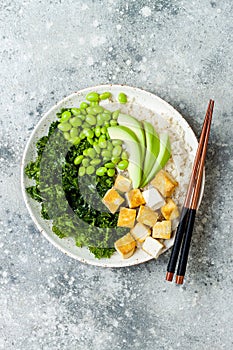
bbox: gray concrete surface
[0,0,233,349]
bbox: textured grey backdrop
[0,0,233,349]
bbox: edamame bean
[71,136,81,145]
[96,167,107,176]
[112,140,122,146]
[78,166,86,176]
[82,122,90,128]
[83,128,94,138]
[86,92,99,102]
[79,131,86,140]
[93,143,101,154]
[87,148,96,159]
[97,114,105,125]
[86,165,95,175]
[58,122,71,132]
[101,149,111,158]
[90,101,99,106]
[111,156,121,164]
[87,138,94,145]
[95,126,101,137]
[74,155,84,165]
[80,109,87,115]
[60,110,71,122]
[121,151,128,160]
[99,141,107,148]
[104,122,110,128]
[70,128,79,138]
[118,92,127,104]
[90,158,101,166]
[112,145,122,157]
[70,116,82,127]
[102,113,111,121]
[63,132,71,141]
[86,114,97,126]
[107,142,113,151]
[80,102,89,109]
[117,160,129,170]
[87,106,104,115]
[107,169,115,177]
[71,108,81,116]
[105,162,115,169]
[110,120,118,126]
[83,149,89,156]
[82,158,90,167]
[101,126,107,134]
[112,110,120,120]
[100,92,111,100]
[99,134,106,142]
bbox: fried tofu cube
[125,189,146,208]
[114,232,136,259]
[137,205,158,227]
[114,174,132,192]
[151,170,178,197]
[117,207,136,228]
[152,220,172,240]
[142,187,165,210]
[142,237,164,259]
[130,222,151,243]
[102,188,124,214]
[161,198,179,220]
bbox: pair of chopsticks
[166,100,214,284]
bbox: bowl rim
[21,84,205,267]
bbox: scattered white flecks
[2,271,7,278]
[142,56,147,63]
[91,35,106,47]
[115,66,120,72]
[102,61,106,67]
[68,276,75,285]
[46,21,53,29]
[126,59,131,66]
[78,37,85,45]
[81,3,89,10]
[116,24,122,31]
[87,56,94,66]
[217,8,222,13]
[140,6,152,17]
[112,75,116,80]
[0,242,4,248]
[109,47,113,52]
[92,20,99,28]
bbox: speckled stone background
[1,0,233,349]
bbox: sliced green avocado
[117,113,145,161]
[140,133,171,187]
[108,125,142,189]
[141,121,160,186]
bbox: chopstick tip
[166,271,174,282]
[175,275,184,285]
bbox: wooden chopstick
[166,100,214,283]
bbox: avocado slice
[140,133,171,187]
[117,113,145,161]
[108,125,142,189]
[141,121,160,186]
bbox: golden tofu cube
[102,188,124,214]
[152,220,172,240]
[114,174,132,192]
[114,232,136,259]
[131,222,151,243]
[117,207,136,228]
[161,198,179,220]
[151,170,178,197]
[125,189,146,208]
[137,205,158,227]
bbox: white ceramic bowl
[21,85,204,267]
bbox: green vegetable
[74,155,84,165]
[86,165,95,175]
[99,92,111,100]
[71,108,81,116]
[79,166,86,176]
[80,102,89,109]
[105,162,115,169]
[70,128,79,138]
[60,111,71,122]
[86,114,97,126]
[70,116,82,127]
[112,110,120,120]
[107,169,115,177]
[117,160,129,170]
[96,167,107,176]
[58,122,71,132]
[112,145,122,157]
[118,92,127,104]
[86,92,99,102]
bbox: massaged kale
[25,122,127,259]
